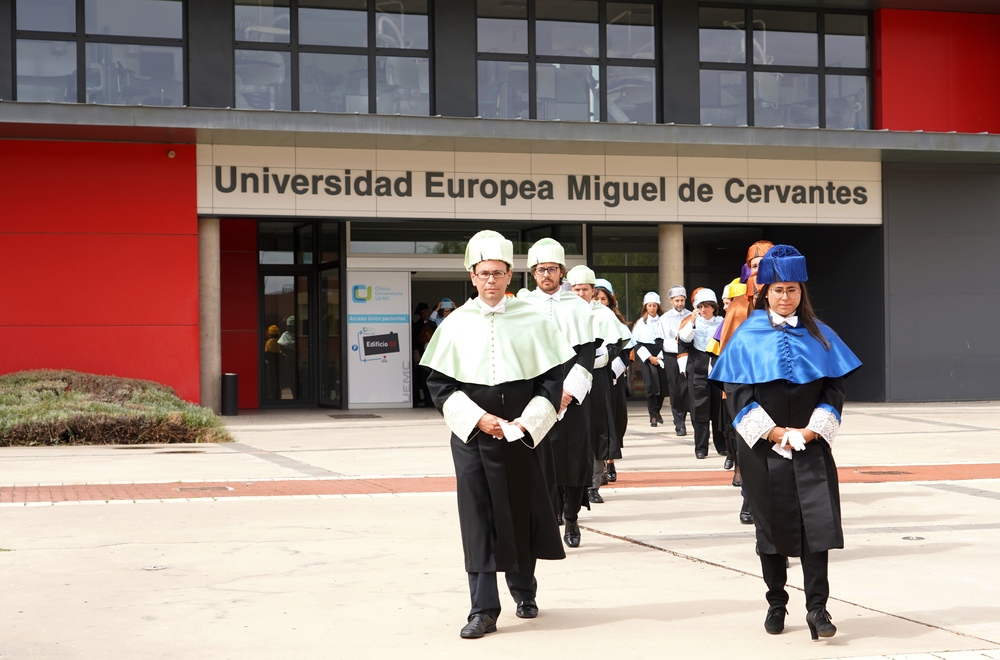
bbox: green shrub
[0,370,231,446]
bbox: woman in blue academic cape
[709,245,861,642]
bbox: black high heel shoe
[764,605,787,634]
[806,608,836,640]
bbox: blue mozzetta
[709,310,861,386]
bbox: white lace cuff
[611,356,627,379]
[442,391,486,443]
[806,405,841,449]
[564,363,592,403]
[734,403,776,449]
[594,346,610,369]
[636,346,652,362]
[514,396,558,448]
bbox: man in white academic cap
[567,265,632,504]
[661,285,693,436]
[420,230,575,640]
[523,238,597,549]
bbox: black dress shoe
[460,613,497,639]
[655,412,664,424]
[676,427,687,437]
[806,608,837,640]
[516,600,538,619]
[650,416,658,427]
[564,520,581,547]
[695,451,707,459]
[739,499,754,525]
[724,455,735,470]
[606,463,617,482]
[764,605,787,634]
[587,487,604,504]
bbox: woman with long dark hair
[594,278,631,482]
[710,245,861,642]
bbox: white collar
[476,297,506,315]
[769,310,799,327]
[539,288,561,302]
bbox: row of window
[10,0,870,128]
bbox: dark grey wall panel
[1,0,12,100]
[883,162,1000,401]
[187,0,234,108]
[433,0,476,118]
[660,0,700,125]
[765,225,885,402]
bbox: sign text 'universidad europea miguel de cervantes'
[214,166,869,209]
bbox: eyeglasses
[474,270,509,281]
[533,266,560,276]
[769,286,801,298]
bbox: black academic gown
[427,367,567,574]
[612,349,631,456]
[592,344,624,461]
[725,378,846,557]
[544,343,597,489]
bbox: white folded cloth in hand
[771,442,793,459]
[677,354,688,373]
[500,421,524,442]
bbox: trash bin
[221,373,238,416]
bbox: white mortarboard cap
[643,291,661,305]
[667,286,686,299]
[594,278,614,295]
[526,238,566,269]
[566,265,596,286]
[693,288,718,307]
[464,230,514,271]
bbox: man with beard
[523,238,596,549]
[660,286,692,436]
[420,230,575,639]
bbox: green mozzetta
[420,298,576,386]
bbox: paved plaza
[1,401,999,659]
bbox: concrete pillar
[658,224,684,298]
[199,217,222,413]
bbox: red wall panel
[0,326,201,402]
[6,234,198,326]
[0,140,200,404]
[0,141,196,234]
[220,219,259,409]
[876,10,1000,133]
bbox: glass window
[607,3,654,60]
[700,7,746,64]
[478,18,529,55]
[350,222,582,256]
[751,10,817,67]
[300,0,368,47]
[376,56,429,115]
[754,72,817,127]
[320,221,341,264]
[16,39,76,103]
[300,53,369,113]
[608,65,655,123]
[236,0,290,43]
[536,1,599,58]
[85,44,182,106]
[825,14,868,68]
[536,63,599,122]
[700,69,746,126]
[376,0,428,50]
[826,74,867,129]
[236,50,291,110]
[478,60,529,119]
[259,222,314,265]
[85,0,182,39]
[17,0,76,32]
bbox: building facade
[2,0,998,409]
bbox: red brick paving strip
[2,464,998,504]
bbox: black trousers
[663,352,689,431]
[468,557,537,618]
[759,543,830,612]
[562,485,585,522]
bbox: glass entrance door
[261,274,311,403]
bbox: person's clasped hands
[772,428,808,459]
